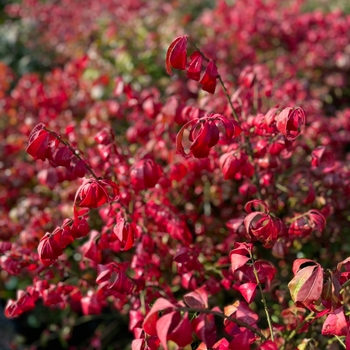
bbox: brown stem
[217,75,239,122]
[44,127,99,180]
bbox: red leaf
[165,36,188,75]
[156,311,180,350]
[229,329,255,350]
[74,178,119,211]
[143,298,176,336]
[230,254,250,274]
[184,286,208,309]
[5,290,36,318]
[213,338,230,350]
[307,209,326,232]
[71,217,90,238]
[38,232,63,266]
[276,106,306,141]
[292,258,315,276]
[311,146,335,171]
[143,311,159,337]
[199,338,230,350]
[238,283,257,304]
[288,259,323,308]
[71,159,87,178]
[54,146,72,167]
[244,200,269,214]
[224,301,258,337]
[187,51,202,81]
[346,331,350,350]
[215,115,242,139]
[229,242,252,273]
[175,119,198,157]
[130,159,162,190]
[264,107,279,126]
[192,313,217,348]
[199,60,218,94]
[0,242,12,254]
[322,307,347,336]
[337,257,350,272]
[113,218,136,251]
[259,340,279,350]
[220,153,242,180]
[26,127,51,161]
[167,312,193,347]
[81,293,101,315]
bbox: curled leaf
[288,259,323,309]
[166,36,188,75]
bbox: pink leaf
[143,298,176,336]
[184,287,208,309]
[259,340,279,350]
[168,312,193,347]
[192,313,217,348]
[322,307,347,336]
[238,283,257,304]
[156,311,179,350]
[229,329,255,350]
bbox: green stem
[334,335,346,349]
[340,279,350,294]
[249,250,275,341]
[286,213,307,224]
[335,335,346,349]
[281,311,315,350]
[176,306,266,340]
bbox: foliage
[1,0,350,349]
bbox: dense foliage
[1,0,350,349]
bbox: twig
[176,306,267,340]
[335,335,346,349]
[217,75,239,122]
[249,249,274,341]
[281,311,315,350]
[44,127,99,180]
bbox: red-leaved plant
[2,1,350,349]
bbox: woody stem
[44,127,99,180]
[249,250,275,341]
[217,75,239,122]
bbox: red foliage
[2,0,350,349]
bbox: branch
[249,249,274,341]
[44,127,99,180]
